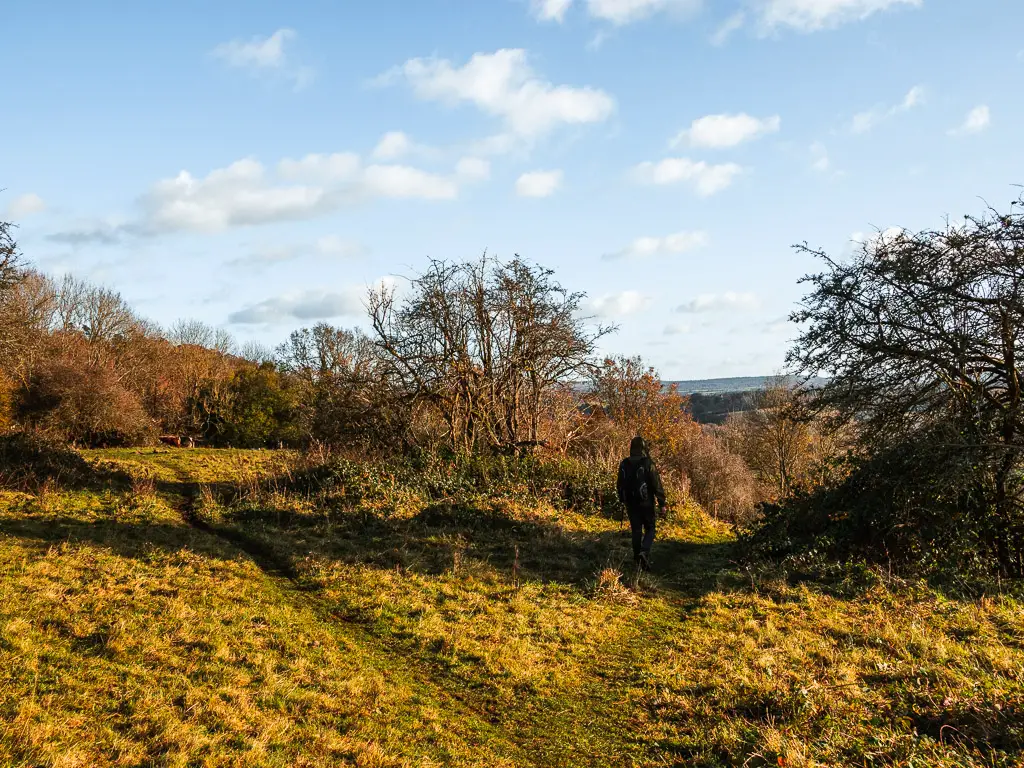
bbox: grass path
[145,450,730,766]
[136,451,540,764]
[5,448,1021,767]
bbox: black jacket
[616,437,666,510]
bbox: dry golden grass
[0,448,1021,767]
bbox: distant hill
[665,377,771,395]
[664,376,830,423]
[665,376,827,395]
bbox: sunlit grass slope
[1,447,1021,767]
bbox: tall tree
[789,197,1024,574]
[0,220,25,368]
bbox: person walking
[616,436,666,571]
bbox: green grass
[1,448,1022,767]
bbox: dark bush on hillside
[284,455,410,508]
[439,453,619,515]
[738,426,1002,578]
[775,196,1024,578]
[687,391,756,424]
[220,363,300,448]
[0,431,96,490]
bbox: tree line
[0,228,834,521]
[4,193,1024,577]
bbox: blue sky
[3,0,1022,378]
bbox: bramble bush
[738,426,1005,581]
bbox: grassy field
[1,448,1022,767]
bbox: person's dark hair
[629,435,648,458]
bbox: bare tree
[0,221,25,365]
[240,340,275,366]
[724,377,815,500]
[277,323,376,382]
[80,286,138,344]
[277,322,406,448]
[0,220,20,295]
[1,272,55,383]
[369,255,613,454]
[168,319,235,355]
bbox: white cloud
[278,152,361,182]
[211,29,313,89]
[371,131,413,160]
[851,84,924,133]
[367,131,445,164]
[631,157,743,196]
[516,169,564,198]
[229,289,365,324]
[158,156,458,230]
[51,153,471,240]
[465,133,520,157]
[586,0,701,25]
[949,105,991,137]
[6,193,46,218]
[213,28,295,69]
[227,236,364,269]
[850,111,877,134]
[361,164,459,199]
[603,230,709,260]
[587,30,612,50]
[671,113,780,149]
[711,11,746,45]
[901,85,926,110]
[380,49,615,139]
[455,157,491,182]
[758,0,922,33]
[140,159,332,232]
[587,290,652,318]
[810,141,830,172]
[677,291,760,313]
[532,0,573,22]
[664,323,691,335]
[46,221,126,246]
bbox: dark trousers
[627,506,656,559]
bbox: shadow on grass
[216,493,738,601]
[2,481,738,603]
[0,514,221,559]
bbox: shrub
[0,371,13,433]
[220,363,299,448]
[738,425,1005,579]
[784,196,1024,578]
[284,451,621,517]
[0,431,95,490]
[675,430,759,524]
[17,357,155,446]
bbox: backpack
[623,457,652,506]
